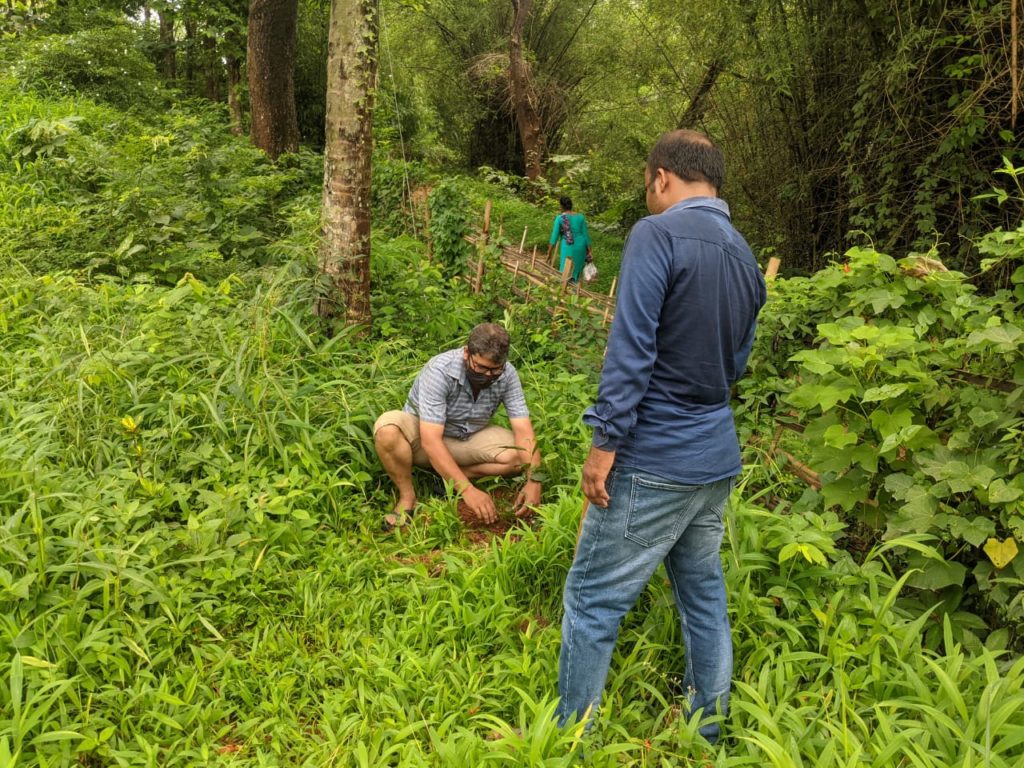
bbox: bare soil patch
[457,486,537,543]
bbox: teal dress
[549,212,591,281]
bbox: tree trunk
[204,33,221,101]
[158,9,176,81]
[226,55,244,134]
[247,0,300,159]
[509,0,545,182]
[184,17,198,88]
[315,0,379,329]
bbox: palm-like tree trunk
[510,0,545,182]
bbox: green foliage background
[1,5,1024,766]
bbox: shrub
[9,23,167,111]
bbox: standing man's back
[558,130,766,745]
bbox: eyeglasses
[468,353,505,378]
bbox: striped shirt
[404,348,530,440]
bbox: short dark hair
[646,130,725,191]
[467,323,510,362]
[559,196,573,211]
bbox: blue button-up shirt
[405,348,530,440]
[584,197,766,484]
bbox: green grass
[2,242,1022,766]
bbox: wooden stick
[530,245,537,270]
[780,451,821,490]
[765,257,781,281]
[608,276,618,299]
[482,200,492,245]
[474,255,485,293]
[519,226,528,254]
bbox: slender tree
[509,0,545,182]
[315,0,379,328]
[247,0,299,159]
[157,3,176,80]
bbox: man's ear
[655,167,668,193]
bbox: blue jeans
[557,468,734,743]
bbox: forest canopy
[2,0,1022,276]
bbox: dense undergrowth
[2,245,1023,766]
[2,29,1024,767]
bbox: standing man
[373,323,542,531]
[557,130,766,743]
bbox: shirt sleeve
[583,219,670,450]
[412,360,450,425]
[549,215,561,247]
[500,365,530,419]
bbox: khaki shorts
[373,410,517,468]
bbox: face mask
[465,363,499,390]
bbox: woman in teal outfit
[547,196,592,282]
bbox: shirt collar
[443,347,468,385]
[664,196,731,218]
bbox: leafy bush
[743,232,1024,636]
[428,178,473,276]
[8,22,166,110]
[0,77,321,282]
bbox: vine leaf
[983,537,1019,569]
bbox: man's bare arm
[419,421,497,522]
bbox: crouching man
[373,323,543,531]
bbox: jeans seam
[562,506,602,715]
[663,558,695,697]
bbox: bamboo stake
[482,200,492,245]
[530,245,538,270]
[765,257,781,281]
[474,254,485,293]
[519,226,528,254]
[608,276,618,299]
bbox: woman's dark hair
[559,196,573,211]
[646,130,725,191]
[467,323,510,363]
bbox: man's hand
[582,446,616,507]
[514,480,541,517]
[460,484,497,523]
